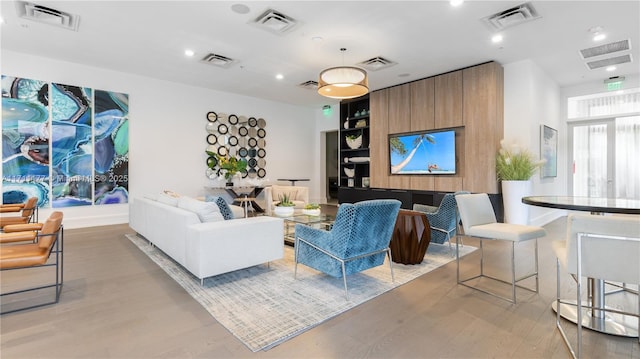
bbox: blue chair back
[331,199,401,254]
[327,199,401,274]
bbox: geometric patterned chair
[413,191,470,252]
[294,199,402,299]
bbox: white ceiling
[1,1,638,108]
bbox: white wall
[1,50,318,228]
[312,104,339,204]
[503,59,565,226]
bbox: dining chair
[552,214,640,359]
[0,211,64,314]
[455,193,546,303]
[0,197,38,229]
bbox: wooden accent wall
[369,61,503,194]
[409,78,435,191]
[462,62,503,193]
[370,89,389,189]
[434,70,463,128]
[387,85,412,190]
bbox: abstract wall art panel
[1,74,129,208]
[94,90,129,205]
[51,83,93,207]
[2,75,51,207]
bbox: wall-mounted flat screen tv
[389,129,456,175]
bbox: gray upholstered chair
[552,214,640,358]
[455,193,546,303]
[293,199,401,299]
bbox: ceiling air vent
[252,9,298,35]
[586,54,633,70]
[580,39,631,59]
[298,80,318,90]
[358,56,397,71]
[15,1,80,31]
[200,53,236,68]
[482,2,540,31]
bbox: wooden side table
[389,209,432,265]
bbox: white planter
[273,206,295,217]
[346,135,362,149]
[502,180,532,225]
[302,208,321,216]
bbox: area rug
[126,234,475,352]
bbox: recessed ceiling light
[450,0,464,6]
[606,66,616,72]
[185,49,195,57]
[312,36,323,42]
[593,33,606,42]
[275,74,284,80]
[231,4,250,14]
[491,34,503,43]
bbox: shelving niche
[339,95,370,188]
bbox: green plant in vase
[276,193,295,207]
[205,150,247,185]
[273,192,296,217]
[303,203,321,216]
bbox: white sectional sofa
[129,196,284,284]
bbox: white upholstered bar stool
[553,214,640,359]
[455,193,546,303]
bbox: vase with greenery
[206,150,247,186]
[496,139,545,225]
[496,140,544,181]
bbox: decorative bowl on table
[273,206,295,217]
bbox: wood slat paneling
[462,62,503,193]
[435,70,463,129]
[370,89,389,189]
[410,78,435,191]
[388,84,412,190]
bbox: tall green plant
[496,140,544,181]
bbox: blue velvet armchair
[294,199,401,299]
[413,191,469,251]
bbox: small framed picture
[362,177,370,188]
[348,178,355,187]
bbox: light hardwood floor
[1,214,639,358]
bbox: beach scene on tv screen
[390,131,456,174]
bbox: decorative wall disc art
[205,111,267,179]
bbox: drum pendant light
[318,48,369,99]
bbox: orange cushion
[0,244,49,269]
[0,231,37,244]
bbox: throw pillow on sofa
[205,195,234,220]
[157,193,179,206]
[177,196,224,223]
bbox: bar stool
[455,193,546,303]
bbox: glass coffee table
[272,212,334,246]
